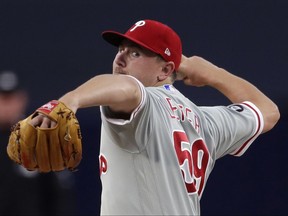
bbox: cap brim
[102,31,159,55]
[102,31,126,47]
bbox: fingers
[50,121,57,128]
[30,114,42,127]
[182,77,194,86]
[41,117,55,128]
[30,113,57,128]
[175,71,186,81]
[181,54,188,62]
[176,54,189,80]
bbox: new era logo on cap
[102,19,182,70]
[164,48,171,56]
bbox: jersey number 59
[173,131,209,196]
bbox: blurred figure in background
[0,70,77,216]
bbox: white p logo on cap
[130,20,146,32]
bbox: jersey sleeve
[100,75,146,125]
[99,76,150,152]
[199,101,264,158]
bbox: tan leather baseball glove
[7,100,82,173]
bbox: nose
[114,49,127,67]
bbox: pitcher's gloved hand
[7,100,82,173]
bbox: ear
[158,61,175,81]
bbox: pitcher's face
[112,40,167,87]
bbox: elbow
[120,76,141,102]
[262,104,280,133]
[109,76,141,113]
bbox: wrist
[58,92,79,114]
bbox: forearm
[210,68,280,133]
[59,74,141,114]
[211,68,267,104]
[178,56,280,133]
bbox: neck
[154,76,174,87]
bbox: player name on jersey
[165,97,200,134]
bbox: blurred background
[0,0,287,215]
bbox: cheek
[112,60,122,74]
[134,70,156,86]
[112,58,117,67]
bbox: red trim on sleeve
[232,102,263,156]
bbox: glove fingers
[62,118,82,171]
[67,139,82,171]
[35,129,51,172]
[37,128,67,172]
[7,117,38,171]
[7,124,21,164]
[19,121,38,170]
[46,127,66,171]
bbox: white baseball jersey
[99,76,264,215]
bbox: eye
[131,51,140,57]
[118,47,125,53]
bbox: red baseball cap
[102,19,182,70]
